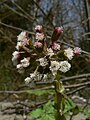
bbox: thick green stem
[54,80,65,120]
[55,92,62,120]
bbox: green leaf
[30,101,55,120]
[61,98,65,111]
[72,106,80,115]
[64,98,76,113]
[30,108,43,118]
[41,114,55,120]
[43,101,55,114]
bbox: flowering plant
[12,25,81,120]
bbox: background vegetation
[0,0,90,119]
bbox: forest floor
[0,101,87,120]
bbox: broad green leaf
[30,101,55,120]
[72,106,80,115]
[30,108,43,118]
[41,114,54,120]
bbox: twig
[65,81,90,89]
[67,86,86,95]
[62,73,90,82]
[12,1,34,21]
[0,90,27,94]
[32,0,55,28]
[3,3,34,23]
[0,22,35,35]
[0,80,90,95]
[82,32,90,37]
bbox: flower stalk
[53,80,65,120]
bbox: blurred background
[0,0,90,115]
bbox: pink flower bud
[34,42,43,48]
[55,27,63,34]
[51,27,63,43]
[22,38,29,46]
[35,25,43,32]
[52,42,60,51]
[74,47,81,55]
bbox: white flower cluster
[59,61,71,73]
[47,48,54,57]
[49,61,60,76]
[12,52,30,73]
[64,48,74,60]
[64,47,81,59]
[25,73,36,84]
[17,31,26,41]
[16,31,29,50]
[16,58,30,73]
[12,51,19,66]
[25,72,43,84]
[38,57,48,67]
[12,32,31,74]
[49,60,71,76]
[12,26,81,85]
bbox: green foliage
[30,101,55,120]
[64,98,76,113]
[30,98,80,120]
[64,98,80,117]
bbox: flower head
[16,64,24,73]
[59,61,71,73]
[34,42,43,48]
[22,38,29,46]
[12,51,19,66]
[51,27,63,42]
[17,64,23,69]
[20,58,30,68]
[52,42,60,51]
[16,42,22,50]
[47,48,54,57]
[35,33,44,41]
[38,57,48,67]
[35,25,43,32]
[49,61,60,76]
[64,48,74,60]
[12,51,19,59]
[74,47,81,55]
[25,77,31,84]
[17,31,27,41]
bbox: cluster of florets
[12,25,81,84]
